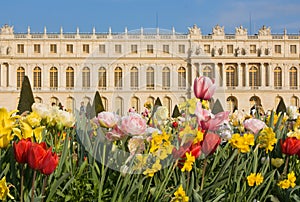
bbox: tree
[91,91,105,118]
[17,75,35,115]
[171,105,181,118]
[276,98,286,114]
[211,99,224,115]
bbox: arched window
[17,66,25,89]
[146,67,154,90]
[203,66,213,79]
[179,96,186,104]
[66,97,75,113]
[50,66,58,90]
[35,97,42,103]
[290,96,299,107]
[147,96,155,107]
[101,96,108,111]
[226,66,238,87]
[289,67,297,89]
[114,67,122,89]
[162,67,170,89]
[178,67,186,89]
[66,66,74,89]
[274,67,282,89]
[163,96,172,116]
[82,66,90,89]
[249,66,260,87]
[98,67,106,89]
[250,96,261,107]
[227,96,238,113]
[50,97,59,106]
[115,97,123,115]
[130,67,139,89]
[131,96,140,112]
[33,66,42,89]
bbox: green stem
[200,158,207,191]
[282,156,290,178]
[20,165,24,202]
[41,175,48,202]
[31,170,37,202]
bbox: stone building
[0,24,299,114]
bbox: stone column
[269,63,274,88]
[261,63,265,87]
[245,63,249,87]
[238,63,242,88]
[222,63,226,87]
[284,63,289,90]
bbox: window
[50,67,58,90]
[130,67,139,89]
[115,44,122,53]
[82,67,90,89]
[17,44,24,53]
[99,44,105,53]
[50,44,57,53]
[146,67,154,89]
[274,67,282,89]
[227,96,238,113]
[203,66,213,79]
[249,66,260,87]
[147,45,154,54]
[275,45,281,54]
[204,45,210,53]
[66,67,74,89]
[178,67,186,89]
[163,45,169,53]
[114,67,122,89]
[227,45,233,54]
[250,45,256,54]
[163,97,172,117]
[162,67,170,89]
[178,45,185,53]
[131,97,140,113]
[66,44,73,53]
[289,67,297,89]
[98,67,107,89]
[33,66,42,89]
[83,44,89,53]
[34,44,41,53]
[226,66,238,87]
[115,97,123,115]
[291,96,299,107]
[290,45,297,54]
[131,45,137,54]
[17,67,25,89]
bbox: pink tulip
[243,118,266,134]
[195,101,211,122]
[199,111,229,131]
[120,113,147,136]
[105,125,126,141]
[97,112,119,128]
[194,76,216,100]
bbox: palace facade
[0,24,299,114]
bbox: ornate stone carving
[235,25,247,36]
[188,24,201,36]
[212,24,224,36]
[258,25,271,36]
[0,24,14,35]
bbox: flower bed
[1,76,300,201]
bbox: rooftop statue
[235,25,247,36]
[212,24,224,36]
[0,24,14,35]
[258,25,271,36]
[188,24,201,36]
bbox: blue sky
[1,0,300,34]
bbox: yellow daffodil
[229,133,254,153]
[258,127,277,153]
[181,152,195,172]
[171,185,189,202]
[0,176,14,200]
[25,111,42,128]
[143,159,161,177]
[193,130,204,144]
[179,125,197,139]
[278,171,296,189]
[247,173,264,187]
[271,158,284,168]
[0,108,19,148]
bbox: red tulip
[38,148,59,175]
[27,142,47,170]
[281,137,300,156]
[13,138,32,164]
[201,133,221,156]
[194,76,216,100]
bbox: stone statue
[6,46,11,55]
[235,25,247,36]
[258,25,271,36]
[188,24,201,36]
[0,24,14,35]
[195,45,202,55]
[212,24,224,36]
[218,46,223,55]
